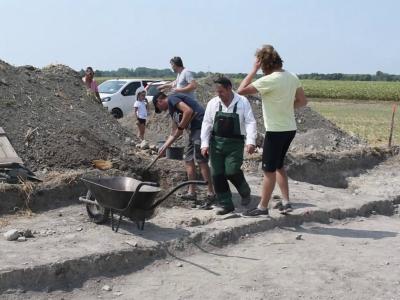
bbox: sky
[0,0,399,74]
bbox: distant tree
[92,67,400,82]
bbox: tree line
[298,71,400,81]
[82,67,400,82]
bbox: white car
[99,79,158,118]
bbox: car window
[98,80,127,94]
[121,82,141,96]
[147,85,160,96]
[143,80,159,87]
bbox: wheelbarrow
[79,176,207,232]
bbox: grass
[302,80,400,101]
[232,78,400,101]
[309,100,399,146]
[96,76,400,102]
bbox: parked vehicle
[99,79,158,118]
[145,81,171,103]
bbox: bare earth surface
[8,214,400,300]
[1,163,399,275]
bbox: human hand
[246,144,256,154]
[253,58,262,72]
[201,147,209,158]
[158,144,167,157]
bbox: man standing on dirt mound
[158,57,198,100]
[153,92,216,206]
[200,77,257,215]
[238,45,308,217]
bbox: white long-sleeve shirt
[201,92,257,148]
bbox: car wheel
[85,190,110,224]
[111,108,123,119]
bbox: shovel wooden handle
[145,154,161,171]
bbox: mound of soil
[0,60,141,171]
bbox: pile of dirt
[119,110,174,145]
[0,60,141,172]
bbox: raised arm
[237,59,261,96]
[175,71,197,93]
[175,80,197,93]
[158,81,176,92]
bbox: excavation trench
[0,167,161,216]
[286,147,396,188]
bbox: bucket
[166,147,184,160]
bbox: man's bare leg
[199,162,215,195]
[185,160,196,194]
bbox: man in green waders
[200,77,257,215]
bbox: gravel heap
[0,60,140,171]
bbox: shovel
[145,153,162,171]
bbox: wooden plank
[0,135,23,166]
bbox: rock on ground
[3,229,19,241]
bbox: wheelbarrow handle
[149,180,208,210]
[135,181,160,191]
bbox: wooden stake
[388,104,397,147]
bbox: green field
[302,80,400,101]
[97,77,400,102]
[232,78,400,101]
[310,100,399,146]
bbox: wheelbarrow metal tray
[82,176,161,210]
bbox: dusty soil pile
[0,60,141,171]
[119,110,174,145]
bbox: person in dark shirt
[153,92,215,204]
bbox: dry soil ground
[6,214,400,300]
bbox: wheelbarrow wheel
[85,190,110,224]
